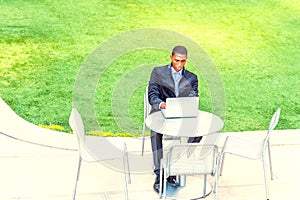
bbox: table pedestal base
[162,176,212,200]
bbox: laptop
[161,97,199,119]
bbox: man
[148,46,202,193]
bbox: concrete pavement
[1,98,299,200]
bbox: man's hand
[160,102,166,109]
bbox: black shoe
[167,176,179,187]
[153,176,162,193]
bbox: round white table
[145,110,224,137]
[145,110,224,199]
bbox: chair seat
[222,136,264,160]
[168,160,214,175]
[84,136,126,161]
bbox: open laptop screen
[161,97,199,118]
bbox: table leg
[177,175,186,187]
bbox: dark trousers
[150,130,202,177]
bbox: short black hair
[172,46,188,56]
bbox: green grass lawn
[0,0,299,135]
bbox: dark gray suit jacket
[148,65,198,112]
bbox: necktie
[173,72,181,97]
[174,72,181,81]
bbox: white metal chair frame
[141,86,181,155]
[141,91,151,156]
[69,108,131,200]
[218,108,280,200]
[160,144,220,200]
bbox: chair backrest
[263,108,281,147]
[267,108,281,134]
[144,86,151,120]
[142,86,151,135]
[69,108,95,161]
[69,108,85,141]
[166,144,218,176]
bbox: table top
[145,110,224,137]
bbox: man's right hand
[160,102,166,109]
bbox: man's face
[170,53,187,72]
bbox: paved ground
[1,98,299,200]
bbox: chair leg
[141,123,146,156]
[219,153,225,176]
[164,170,167,200]
[262,156,270,200]
[215,172,219,200]
[122,158,129,200]
[203,174,207,197]
[159,161,163,198]
[214,153,220,194]
[125,151,131,184]
[73,156,82,200]
[267,141,274,180]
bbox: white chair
[141,86,181,156]
[69,108,131,200]
[218,108,280,200]
[141,89,151,156]
[160,144,219,200]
